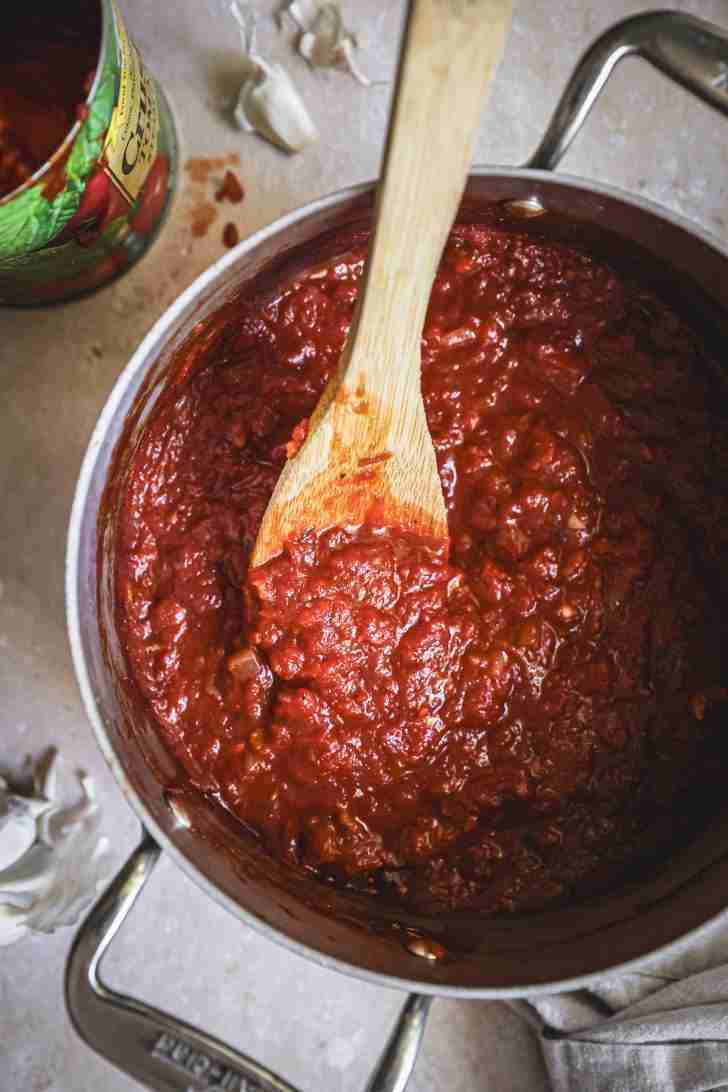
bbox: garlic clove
[0,753,110,946]
[230,1,318,154]
[234,61,318,153]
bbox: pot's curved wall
[68,172,728,997]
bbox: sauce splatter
[222,222,240,248]
[190,201,218,239]
[184,153,240,185]
[217,169,245,204]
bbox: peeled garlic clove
[234,61,318,154]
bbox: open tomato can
[0,0,177,305]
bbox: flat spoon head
[252,341,448,569]
[251,0,513,569]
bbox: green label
[0,65,116,262]
[0,22,118,265]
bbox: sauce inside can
[0,0,177,305]
[0,6,100,198]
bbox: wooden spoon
[252,0,513,568]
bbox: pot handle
[527,11,728,171]
[365,994,432,1092]
[66,829,430,1092]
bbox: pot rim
[66,165,728,999]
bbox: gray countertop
[2,1,727,1089]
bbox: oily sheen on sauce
[116,224,728,914]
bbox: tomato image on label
[130,153,170,237]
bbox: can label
[0,0,175,304]
[103,0,159,205]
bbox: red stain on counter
[217,169,245,204]
[222,221,239,249]
[184,152,240,185]
[190,201,218,239]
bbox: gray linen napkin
[511,923,728,1091]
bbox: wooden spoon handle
[250,0,512,567]
[347,0,513,385]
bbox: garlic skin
[283,1,371,85]
[0,752,110,947]
[230,2,318,154]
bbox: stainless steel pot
[65,13,728,1092]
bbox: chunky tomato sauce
[0,4,100,199]
[117,223,728,913]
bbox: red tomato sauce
[0,4,100,199]
[116,223,728,913]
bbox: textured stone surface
[1,0,727,1088]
